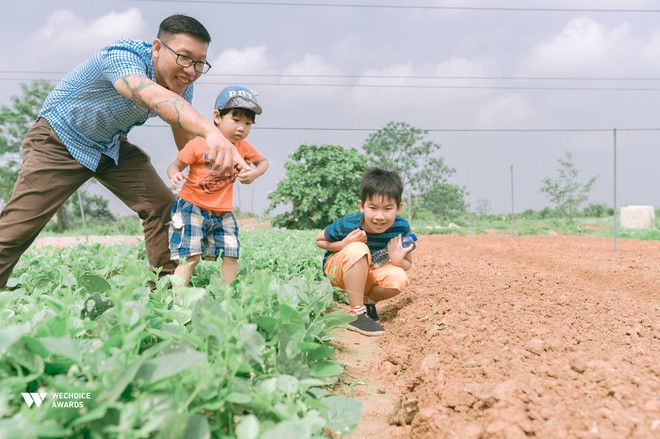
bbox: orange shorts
[324,242,410,293]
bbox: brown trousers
[0,118,176,288]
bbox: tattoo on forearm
[122,77,153,107]
[154,99,185,129]
[122,77,185,129]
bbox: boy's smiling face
[359,194,403,234]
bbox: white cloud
[519,16,636,75]
[476,94,534,128]
[36,8,146,51]
[283,54,344,81]
[349,57,494,120]
[275,55,347,103]
[355,57,492,91]
[9,8,147,72]
[638,29,660,71]
[212,46,269,74]
[432,56,491,76]
[361,63,414,81]
[329,33,363,59]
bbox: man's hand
[387,234,414,266]
[205,131,249,175]
[342,228,367,245]
[169,172,187,190]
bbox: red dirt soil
[335,234,660,439]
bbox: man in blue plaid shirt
[0,14,248,288]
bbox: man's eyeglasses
[160,41,212,74]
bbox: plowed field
[336,235,660,439]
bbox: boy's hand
[342,228,367,245]
[237,168,258,184]
[387,234,414,266]
[169,172,187,190]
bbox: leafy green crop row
[0,229,360,438]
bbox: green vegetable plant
[0,229,361,438]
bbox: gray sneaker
[348,313,385,336]
[365,304,380,322]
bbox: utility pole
[510,165,516,240]
[613,128,617,253]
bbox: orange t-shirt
[176,137,262,212]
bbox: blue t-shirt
[322,213,412,268]
[39,39,194,171]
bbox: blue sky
[2,1,659,216]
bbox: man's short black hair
[360,167,404,205]
[218,107,256,123]
[158,14,211,43]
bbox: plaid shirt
[39,39,194,171]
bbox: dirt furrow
[341,234,659,438]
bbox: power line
[205,74,660,81]
[2,77,660,91]
[2,70,660,81]
[125,1,660,13]
[138,124,660,133]
[193,82,660,91]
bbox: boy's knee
[324,241,370,287]
[343,241,370,257]
[379,266,410,292]
[183,255,201,265]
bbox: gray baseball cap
[214,85,262,115]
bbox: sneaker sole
[347,325,385,337]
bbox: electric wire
[138,124,660,133]
[2,70,660,81]
[2,76,660,91]
[123,1,660,14]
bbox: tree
[0,80,53,201]
[0,80,114,230]
[420,182,468,219]
[475,198,492,218]
[361,121,466,220]
[46,189,114,233]
[64,189,115,221]
[540,151,598,222]
[267,144,367,229]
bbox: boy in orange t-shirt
[167,86,269,286]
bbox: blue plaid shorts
[168,197,239,260]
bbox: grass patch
[412,215,659,241]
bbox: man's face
[359,195,403,234]
[152,33,209,94]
